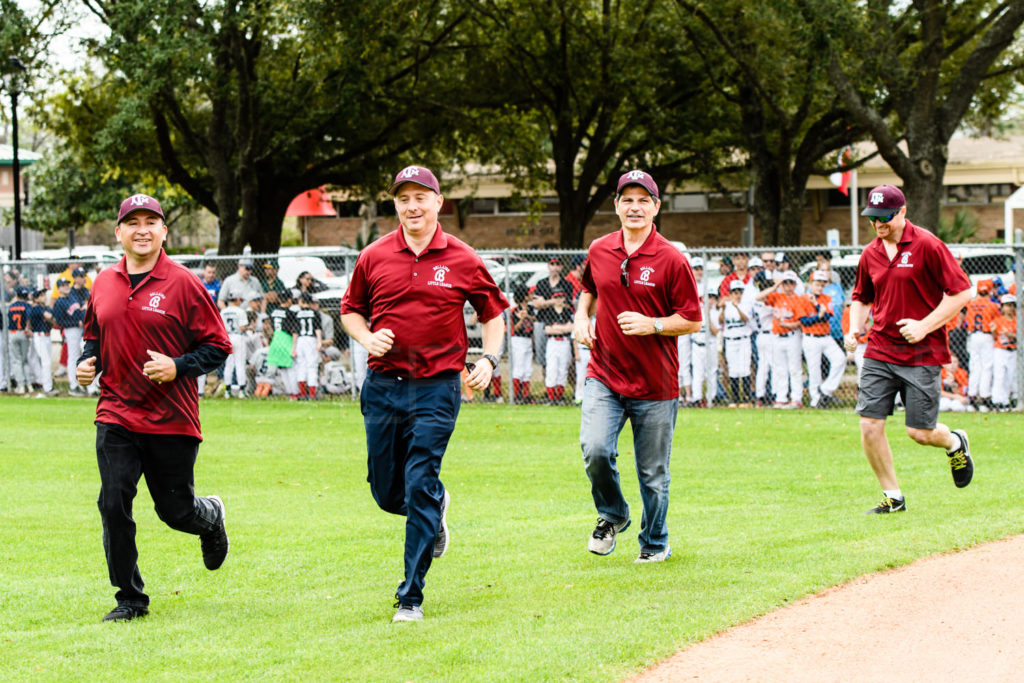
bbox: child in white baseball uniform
[293,292,323,400]
[691,291,720,407]
[990,294,1017,411]
[801,271,846,408]
[719,280,753,406]
[220,294,251,398]
[748,271,776,406]
[543,291,573,403]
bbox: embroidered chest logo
[428,265,453,289]
[635,265,656,287]
[142,292,168,315]
[896,251,913,268]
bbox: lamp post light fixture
[3,56,28,261]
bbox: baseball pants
[802,334,845,404]
[8,331,30,388]
[755,331,773,400]
[771,332,803,404]
[677,334,692,390]
[575,346,591,400]
[31,332,53,392]
[690,339,717,403]
[510,336,533,382]
[349,335,369,390]
[967,331,994,399]
[95,422,222,609]
[723,335,752,378]
[544,337,571,388]
[294,337,320,386]
[224,333,248,389]
[65,326,84,369]
[992,347,1017,406]
[939,396,968,412]
[361,369,460,607]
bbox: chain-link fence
[1,242,1021,412]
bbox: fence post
[0,267,9,392]
[503,249,513,405]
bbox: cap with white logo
[861,185,906,217]
[388,165,441,195]
[117,193,165,223]
[616,170,659,199]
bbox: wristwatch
[481,354,499,370]
[652,318,664,334]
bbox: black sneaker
[102,605,149,622]
[866,496,907,514]
[200,495,229,570]
[948,429,973,488]
[433,489,450,558]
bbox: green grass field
[1,398,1022,681]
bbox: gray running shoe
[587,517,630,555]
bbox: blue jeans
[580,378,678,553]
[361,369,461,607]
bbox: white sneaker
[635,547,672,563]
[588,517,631,555]
[433,489,450,558]
[392,604,423,622]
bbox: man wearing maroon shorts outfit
[341,166,508,622]
[845,185,974,514]
[77,194,232,621]
[573,170,702,562]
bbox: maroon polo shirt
[851,220,970,366]
[83,250,231,439]
[582,227,702,400]
[340,224,509,377]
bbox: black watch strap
[482,354,499,369]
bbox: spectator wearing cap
[756,271,806,408]
[543,290,574,403]
[199,263,221,302]
[509,284,537,403]
[76,192,232,621]
[989,294,1017,411]
[718,252,751,298]
[27,288,57,396]
[51,261,93,300]
[217,257,263,311]
[7,285,32,394]
[801,271,846,408]
[340,164,508,622]
[845,184,973,515]
[261,260,288,312]
[963,279,999,411]
[219,292,252,398]
[565,254,587,301]
[573,169,702,563]
[718,279,754,406]
[531,256,574,369]
[747,269,776,406]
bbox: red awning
[285,187,337,217]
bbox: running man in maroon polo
[77,193,232,622]
[844,185,974,514]
[573,170,702,562]
[340,165,508,622]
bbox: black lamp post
[3,57,28,261]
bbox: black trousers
[95,422,220,608]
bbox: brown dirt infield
[633,534,1024,682]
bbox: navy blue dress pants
[361,369,461,607]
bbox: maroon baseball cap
[388,165,441,195]
[616,170,659,199]
[117,193,165,223]
[861,185,905,217]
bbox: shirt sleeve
[466,256,510,324]
[670,258,702,321]
[340,253,371,318]
[851,256,874,304]
[930,242,971,295]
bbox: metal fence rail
[1,241,1021,413]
